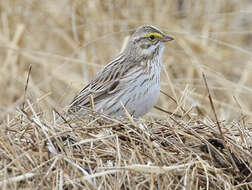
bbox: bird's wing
[68,55,131,112]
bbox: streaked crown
[132,25,173,43]
[124,25,173,58]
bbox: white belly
[100,73,161,118]
[126,80,160,117]
[97,56,162,118]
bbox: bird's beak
[162,35,174,42]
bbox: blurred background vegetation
[1,0,252,121]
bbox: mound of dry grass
[1,0,252,189]
[1,102,251,189]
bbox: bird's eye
[149,35,155,40]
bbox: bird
[68,25,174,118]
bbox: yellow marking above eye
[145,32,163,39]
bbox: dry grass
[0,0,252,189]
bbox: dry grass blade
[22,65,32,111]
[202,73,223,140]
[0,173,37,186]
[104,162,197,174]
